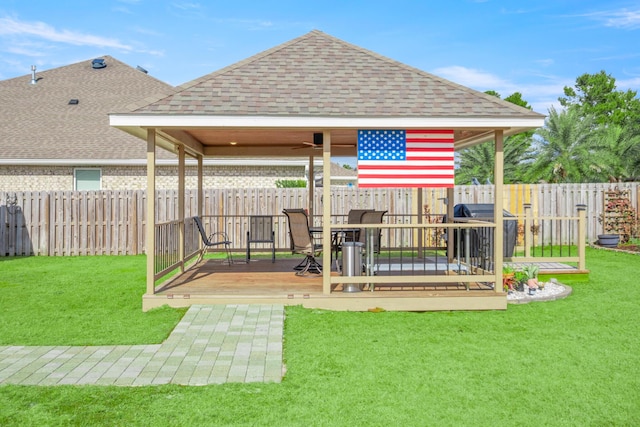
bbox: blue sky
[1,0,639,114]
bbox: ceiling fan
[292,133,356,150]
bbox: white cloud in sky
[0,16,133,51]
[432,65,510,91]
[581,8,640,29]
[432,65,568,114]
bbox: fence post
[576,204,587,271]
[523,203,532,258]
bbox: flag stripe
[357,129,455,188]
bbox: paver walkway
[0,304,284,386]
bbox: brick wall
[0,164,307,191]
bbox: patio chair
[344,209,373,242]
[194,216,233,265]
[246,215,275,263]
[358,210,387,277]
[358,210,387,253]
[283,209,322,276]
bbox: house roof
[0,56,176,164]
[111,30,544,158]
[134,30,541,119]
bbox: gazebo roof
[111,30,544,157]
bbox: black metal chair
[283,209,322,276]
[194,216,233,265]
[246,215,275,263]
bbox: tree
[455,91,535,184]
[529,107,601,183]
[592,124,640,181]
[456,134,535,184]
[559,71,640,128]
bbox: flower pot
[597,234,620,248]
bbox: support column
[416,188,423,258]
[576,204,587,271]
[446,187,454,262]
[322,131,332,294]
[197,154,203,218]
[523,203,532,258]
[494,130,505,293]
[178,144,185,273]
[308,155,314,226]
[146,129,156,296]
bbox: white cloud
[581,8,640,29]
[432,65,570,114]
[0,16,133,50]
[432,65,508,90]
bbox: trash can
[453,204,517,257]
[341,241,364,292]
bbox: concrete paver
[0,304,283,386]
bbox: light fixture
[229,141,237,145]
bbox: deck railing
[153,206,587,287]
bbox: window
[74,168,101,191]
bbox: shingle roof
[133,30,542,120]
[0,56,175,161]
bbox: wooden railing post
[576,204,587,271]
[523,203,532,258]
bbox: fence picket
[1,183,638,256]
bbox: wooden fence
[1,183,638,256]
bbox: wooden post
[523,203,532,259]
[322,131,332,295]
[178,144,185,273]
[308,155,314,226]
[416,188,423,258]
[146,129,156,296]
[494,130,505,293]
[197,154,203,218]
[576,204,587,271]
[446,187,454,262]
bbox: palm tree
[529,107,600,183]
[455,133,535,184]
[593,124,640,181]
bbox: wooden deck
[145,257,507,312]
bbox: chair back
[194,216,210,245]
[248,215,274,243]
[283,209,314,255]
[358,210,387,252]
[347,209,371,224]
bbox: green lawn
[1,248,639,426]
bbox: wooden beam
[322,131,332,295]
[159,129,204,156]
[202,145,356,157]
[494,130,505,294]
[146,129,156,296]
[178,144,185,273]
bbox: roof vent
[30,65,37,85]
[91,58,106,69]
[136,65,148,74]
[68,99,79,105]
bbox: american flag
[357,129,455,188]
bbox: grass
[1,248,639,426]
[0,255,186,345]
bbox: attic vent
[68,99,79,105]
[91,58,106,69]
[136,65,148,74]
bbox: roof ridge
[174,30,321,92]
